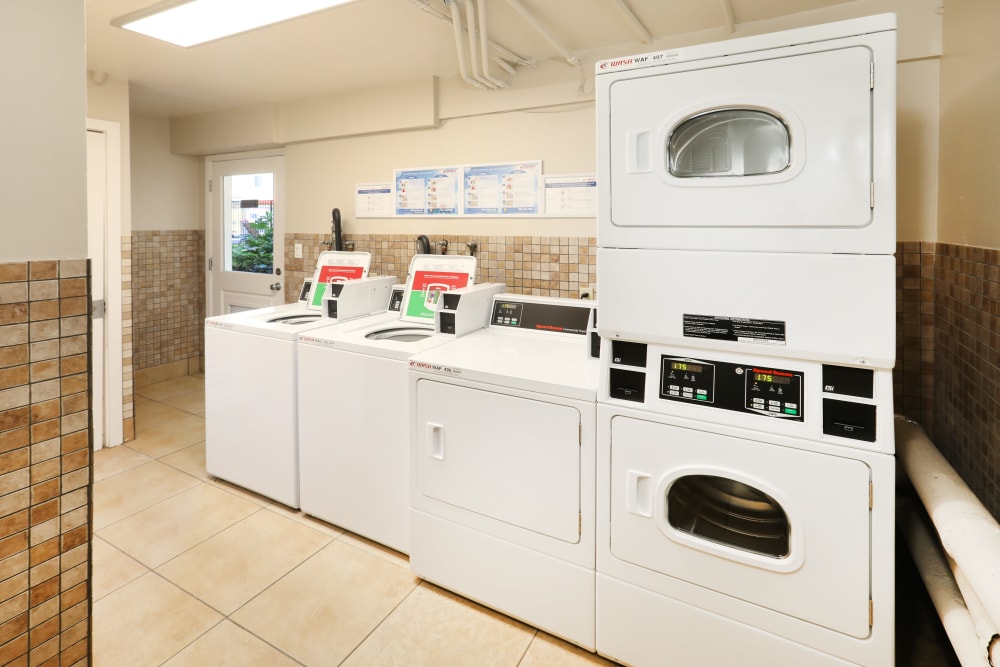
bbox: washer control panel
[659,355,804,421]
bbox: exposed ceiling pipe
[608,0,652,44]
[477,0,509,87]
[502,0,579,67]
[461,0,498,88]
[445,0,486,88]
[495,57,517,75]
[406,0,533,67]
[720,0,736,33]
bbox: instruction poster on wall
[543,174,597,217]
[355,183,394,218]
[404,270,473,319]
[395,167,461,216]
[464,161,542,215]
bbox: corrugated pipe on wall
[897,416,1000,666]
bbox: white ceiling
[85,0,857,118]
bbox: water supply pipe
[502,0,579,66]
[445,0,485,89]
[476,0,508,87]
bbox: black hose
[415,235,430,255]
[332,208,343,251]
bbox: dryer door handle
[626,470,653,518]
[626,129,652,173]
[427,422,445,460]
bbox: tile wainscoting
[0,260,91,667]
[131,231,205,384]
[283,234,597,304]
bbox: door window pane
[225,173,274,274]
[667,474,790,558]
[668,109,790,177]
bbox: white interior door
[86,119,124,450]
[206,152,285,316]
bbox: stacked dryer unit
[595,15,897,667]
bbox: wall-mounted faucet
[436,239,449,255]
[466,240,478,256]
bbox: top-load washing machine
[408,294,600,649]
[594,14,897,667]
[205,251,376,507]
[296,255,497,554]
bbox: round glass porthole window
[668,109,791,178]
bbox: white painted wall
[0,0,87,261]
[131,115,204,231]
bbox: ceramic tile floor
[93,375,618,667]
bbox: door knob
[269,282,282,291]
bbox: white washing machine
[408,295,600,649]
[597,342,895,666]
[296,255,486,553]
[204,251,374,507]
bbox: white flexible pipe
[477,0,508,87]
[446,0,485,89]
[897,416,1000,642]
[953,561,1000,666]
[608,0,652,44]
[720,0,736,33]
[502,0,579,66]
[900,506,991,667]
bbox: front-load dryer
[204,251,374,507]
[597,342,895,666]
[408,295,600,650]
[596,13,896,255]
[296,255,487,554]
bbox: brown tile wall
[0,260,91,667]
[283,234,597,303]
[895,242,936,431]
[131,231,205,372]
[931,243,1000,519]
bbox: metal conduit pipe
[897,416,1000,660]
[444,0,485,88]
[461,0,496,88]
[477,0,508,87]
[608,0,652,44]
[502,0,579,66]
[900,506,991,667]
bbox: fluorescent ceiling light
[113,0,356,47]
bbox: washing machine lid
[409,329,600,401]
[397,254,477,325]
[206,302,343,340]
[306,251,373,310]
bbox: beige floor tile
[519,632,619,666]
[161,388,205,415]
[135,395,191,433]
[337,531,410,569]
[158,509,332,615]
[93,572,222,666]
[98,483,260,568]
[209,478,275,507]
[129,413,205,459]
[93,444,152,482]
[162,620,300,667]
[266,503,345,539]
[137,375,206,402]
[232,540,419,666]
[343,583,534,667]
[161,442,210,480]
[94,460,202,531]
[92,537,148,601]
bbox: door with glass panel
[206,153,285,316]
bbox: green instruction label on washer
[683,314,786,346]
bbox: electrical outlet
[294,243,303,259]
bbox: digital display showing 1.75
[755,372,791,385]
[671,361,703,373]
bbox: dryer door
[604,40,892,253]
[608,416,872,639]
